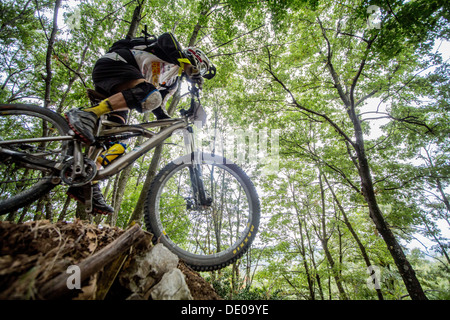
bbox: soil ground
[0,220,220,300]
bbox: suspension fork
[183,125,211,207]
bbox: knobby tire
[0,104,72,215]
[144,152,260,271]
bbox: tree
[220,0,448,299]
[2,0,448,300]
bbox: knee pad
[122,82,162,113]
[141,90,162,112]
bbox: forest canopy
[1,0,449,300]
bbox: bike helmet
[183,47,215,79]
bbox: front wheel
[144,152,260,271]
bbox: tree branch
[207,24,265,55]
[267,63,356,148]
[281,136,361,193]
[350,36,376,108]
[316,17,351,109]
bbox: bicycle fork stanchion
[182,126,195,155]
[182,125,212,208]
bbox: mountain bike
[0,84,260,271]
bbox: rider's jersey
[131,49,180,106]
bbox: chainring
[60,158,97,187]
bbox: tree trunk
[305,220,324,299]
[297,215,315,300]
[44,193,53,221]
[43,0,61,108]
[39,224,145,299]
[30,0,61,222]
[125,90,178,226]
[423,147,450,215]
[103,1,146,226]
[289,178,315,300]
[126,2,144,39]
[317,173,349,300]
[111,164,133,225]
[127,143,163,225]
[350,111,427,300]
[422,216,450,265]
[324,174,384,300]
[315,18,428,299]
[18,205,31,223]
[58,196,72,221]
[33,197,45,221]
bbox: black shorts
[92,48,143,96]
[92,48,143,123]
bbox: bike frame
[0,85,207,215]
[89,117,190,181]
[87,86,205,182]
[0,113,196,186]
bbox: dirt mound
[0,220,220,300]
[179,261,221,300]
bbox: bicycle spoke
[154,163,252,258]
[0,106,71,210]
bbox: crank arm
[84,185,93,214]
[72,140,85,179]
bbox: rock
[126,293,144,300]
[119,243,179,293]
[150,268,193,300]
[146,243,179,278]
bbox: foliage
[1,0,449,299]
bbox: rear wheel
[0,104,72,215]
[144,152,260,271]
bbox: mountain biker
[65,33,215,215]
